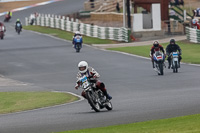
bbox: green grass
[108,41,200,64]
[24,25,118,44]
[0,92,78,114]
[57,114,200,133]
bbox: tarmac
[0,35,187,86]
[92,35,187,49]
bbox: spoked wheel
[86,91,100,112]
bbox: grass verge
[0,91,78,114]
[108,41,200,64]
[57,114,200,133]
[23,26,118,44]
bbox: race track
[0,1,200,133]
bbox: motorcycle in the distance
[16,23,22,35]
[78,75,113,112]
[74,35,82,53]
[0,26,5,40]
[4,14,11,22]
[153,51,165,75]
[170,52,180,73]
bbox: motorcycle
[170,52,180,73]
[153,51,165,75]
[74,35,82,53]
[78,75,113,112]
[16,23,22,35]
[4,14,11,22]
[0,27,5,40]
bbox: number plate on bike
[80,76,89,89]
[172,52,178,57]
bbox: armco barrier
[186,27,200,43]
[25,14,130,42]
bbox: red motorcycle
[0,27,5,40]
[4,14,11,22]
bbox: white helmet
[78,61,88,73]
[75,31,80,34]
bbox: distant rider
[15,19,22,32]
[192,19,200,30]
[72,31,82,46]
[7,11,12,19]
[166,39,182,69]
[0,22,6,32]
[75,61,112,100]
[150,41,165,68]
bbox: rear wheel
[86,91,100,112]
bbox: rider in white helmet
[72,31,82,44]
[75,61,112,100]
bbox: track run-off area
[0,0,200,133]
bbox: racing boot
[105,93,112,100]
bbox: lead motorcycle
[78,75,113,112]
[153,51,165,75]
[73,35,82,53]
[170,52,180,73]
[0,26,5,40]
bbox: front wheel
[86,91,100,112]
[17,30,20,35]
[158,63,164,75]
[75,44,80,53]
[175,61,178,73]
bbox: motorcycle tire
[86,91,100,112]
[1,36,3,40]
[158,63,164,75]
[175,61,178,73]
[76,44,80,53]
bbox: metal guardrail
[25,14,130,42]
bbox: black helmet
[170,39,175,44]
[153,41,159,48]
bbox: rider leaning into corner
[75,61,112,100]
[0,22,6,32]
[166,39,182,69]
[150,41,166,68]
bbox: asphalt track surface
[1,1,200,133]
